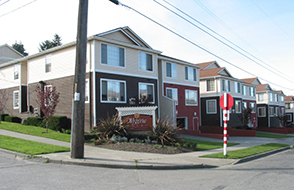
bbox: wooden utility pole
[71,0,88,159]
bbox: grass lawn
[182,138,239,151]
[200,143,289,159]
[0,122,71,142]
[256,132,294,138]
[0,134,70,155]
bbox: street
[0,149,293,190]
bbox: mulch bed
[97,142,193,154]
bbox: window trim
[235,82,241,94]
[185,89,198,106]
[139,52,153,72]
[250,102,256,113]
[206,99,217,114]
[13,90,19,109]
[269,107,274,117]
[100,43,126,68]
[235,100,241,113]
[166,62,177,79]
[275,107,279,116]
[185,66,197,82]
[14,64,20,80]
[258,107,266,117]
[100,78,126,103]
[242,85,246,96]
[166,87,178,105]
[138,82,155,104]
[206,79,216,92]
[45,54,52,73]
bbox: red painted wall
[164,83,200,131]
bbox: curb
[0,148,31,159]
[233,146,292,165]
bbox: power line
[0,0,10,7]
[116,1,294,91]
[0,0,37,18]
[154,0,294,82]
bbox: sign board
[122,114,153,131]
[220,93,234,110]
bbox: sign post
[220,92,233,156]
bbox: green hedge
[23,117,44,126]
[4,116,22,123]
[41,116,70,132]
[0,114,9,121]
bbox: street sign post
[220,92,234,156]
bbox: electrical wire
[0,0,37,18]
[0,0,10,7]
[117,1,294,91]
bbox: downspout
[93,41,97,126]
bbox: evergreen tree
[12,41,28,56]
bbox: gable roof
[241,77,261,85]
[0,44,23,64]
[285,96,294,102]
[256,84,272,92]
[200,67,233,78]
[95,26,152,49]
[197,61,221,71]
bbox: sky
[1,0,294,95]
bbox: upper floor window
[280,96,285,102]
[101,79,126,103]
[269,93,273,102]
[101,43,125,67]
[222,79,230,92]
[139,83,154,103]
[139,52,153,71]
[185,67,197,81]
[14,64,20,80]
[185,90,198,106]
[206,79,215,92]
[235,82,241,93]
[45,54,52,73]
[166,62,177,78]
[242,85,246,96]
[249,87,255,96]
[166,88,178,105]
[206,99,217,114]
[13,90,19,109]
[258,93,264,101]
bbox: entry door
[193,117,199,131]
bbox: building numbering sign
[122,113,153,131]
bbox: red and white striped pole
[223,92,228,156]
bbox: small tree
[0,89,8,123]
[12,41,28,56]
[36,83,60,133]
[238,108,253,128]
[39,34,62,51]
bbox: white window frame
[243,102,247,109]
[275,107,279,116]
[269,93,273,102]
[14,64,20,80]
[242,85,246,96]
[139,52,153,72]
[100,79,126,103]
[206,79,215,92]
[139,82,154,104]
[249,87,255,97]
[166,87,178,105]
[206,99,217,114]
[222,79,231,92]
[101,43,125,68]
[45,54,52,73]
[185,67,197,81]
[185,90,198,106]
[258,107,266,117]
[13,90,19,109]
[258,93,264,101]
[235,100,241,113]
[85,79,89,103]
[166,62,177,79]
[250,102,256,113]
[269,107,274,117]
[235,82,241,93]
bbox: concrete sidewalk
[1,129,293,169]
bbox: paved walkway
[1,129,293,169]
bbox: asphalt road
[0,149,293,190]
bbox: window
[249,87,255,96]
[274,94,278,102]
[258,107,266,117]
[281,108,285,115]
[287,114,292,122]
[139,52,153,71]
[269,93,273,102]
[45,54,52,73]
[14,64,20,80]
[222,80,230,92]
[243,102,247,109]
[177,118,187,129]
[185,67,197,81]
[139,83,154,103]
[235,82,241,93]
[235,100,241,113]
[206,99,217,114]
[242,85,246,96]
[85,79,89,103]
[166,88,178,105]
[275,107,279,116]
[166,62,177,78]
[101,79,126,103]
[185,90,198,106]
[258,93,264,101]
[269,107,274,117]
[280,96,285,102]
[250,102,256,113]
[44,85,53,106]
[13,91,19,109]
[101,43,125,67]
[286,103,291,109]
[206,79,215,92]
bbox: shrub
[153,118,181,146]
[0,114,9,121]
[92,113,129,139]
[41,116,69,132]
[4,116,22,123]
[23,117,44,126]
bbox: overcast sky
[1,0,293,95]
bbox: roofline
[158,55,202,68]
[0,43,24,57]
